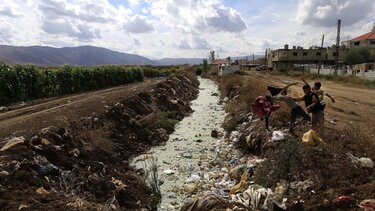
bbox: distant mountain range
[0,45,263,66]
[152,58,204,65]
[0,45,205,66]
[0,45,154,66]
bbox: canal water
[133,77,228,210]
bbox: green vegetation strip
[0,63,150,106]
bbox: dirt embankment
[216,74,374,210]
[0,78,162,138]
[0,74,199,210]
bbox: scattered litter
[271,131,284,141]
[290,179,314,193]
[182,184,196,193]
[337,195,354,204]
[38,164,60,176]
[275,181,287,195]
[111,177,127,191]
[329,119,338,125]
[35,187,49,195]
[18,204,29,210]
[186,174,200,183]
[359,199,375,210]
[181,194,226,211]
[347,153,374,168]
[0,137,25,151]
[229,171,249,195]
[0,171,9,176]
[163,160,172,165]
[163,169,176,175]
[229,164,246,180]
[0,107,8,112]
[302,129,323,146]
[70,148,80,157]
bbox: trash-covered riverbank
[179,75,374,211]
[0,74,200,210]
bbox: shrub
[195,67,202,76]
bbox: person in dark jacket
[294,85,324,135]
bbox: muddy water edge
[133,77,228,210]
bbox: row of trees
[0,63,145,106]
[346,46,372,65]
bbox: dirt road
[253,71,375,138]
[0,78,163,138]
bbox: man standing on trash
[294,84,325,136]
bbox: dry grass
[219,75,268,132]
[326,123,375,160]
[78,129,117,154]
[220,75,268,114]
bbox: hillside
[0,45,154,66]
[153,58,204,65]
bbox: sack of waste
[347,153,374,168]
[301,129,323,147]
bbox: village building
[268,45,349,71]
[210,59,227,74]
[268,23,375,71]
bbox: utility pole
[265,49,268,66]
[335,19,341,75]
[252,53,255,64]
[318,34,325,77]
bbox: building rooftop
[211,59,227,65]
[351,31,375,41]
[351,23,375,41]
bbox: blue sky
[0,0,374,59]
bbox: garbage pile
[0,74,200,210]
[179,76,375,211]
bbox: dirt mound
[0,74,199,210]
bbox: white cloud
[296,0,375,27]
[192,36,210,50]
[178,40,192,50]
[128,0,141,8]
[123,15,154,33]
[150,0,247,33]
[0,0,373,59]
[41,19,101,40]
[0,19,13,43]
[0,6,20,17]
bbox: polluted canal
[133,77,232,210]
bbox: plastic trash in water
[163,169,176,175]
[186,174,201,183]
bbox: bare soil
[0,78,162,139]
[254,72,375,134]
